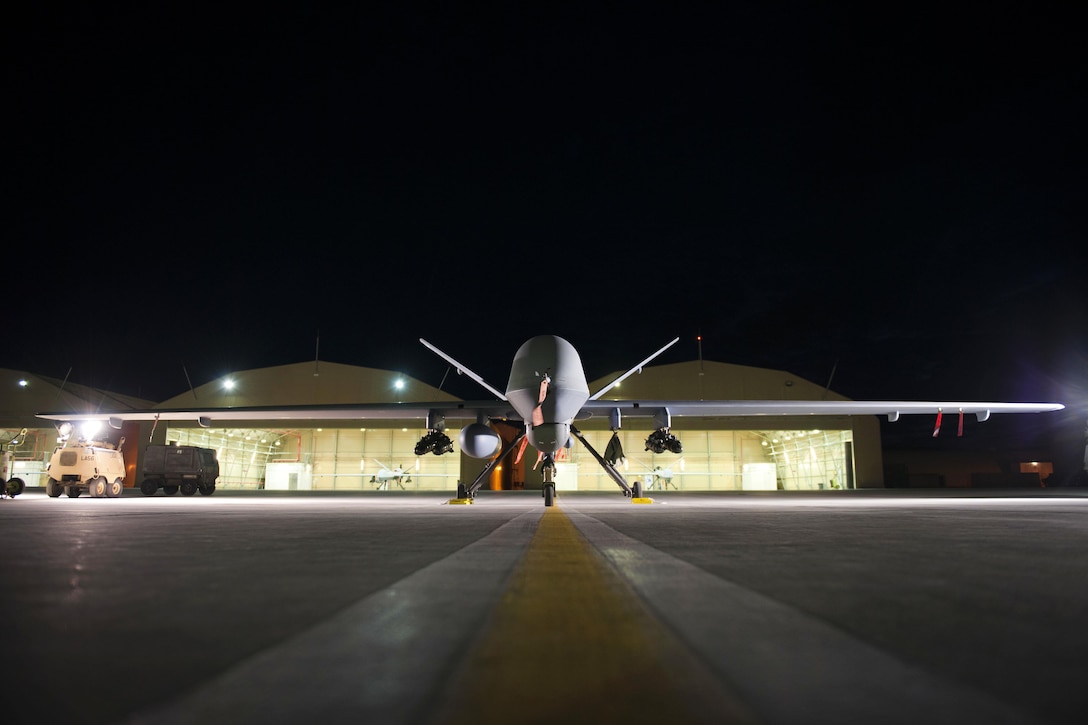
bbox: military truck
[45,440,127,498]
[140,443,219,496]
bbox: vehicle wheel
[66,486,81,498]
[47,478,63,498]
[106,479,123,498]
[140,479,158,496]
[180,481,198,496]
[163,485,179,496]
[632,480,643,499]
[89,477,106,497]
[6,478,25,497]
[543,484,555,507]
[198,484,215,496]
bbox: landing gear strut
[570,426,633,497]
[450,428,525,504]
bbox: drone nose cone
[510,336,574,369]
[506,336,589,422]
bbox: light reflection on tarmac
[2,489,1086,724]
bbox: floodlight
[81,420,102,440]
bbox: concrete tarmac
[2,488,1087,724]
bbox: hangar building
[1,357,883,493]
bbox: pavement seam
[126,508,543,725]
[565,508,1041,725]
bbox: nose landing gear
[541,455,556,507]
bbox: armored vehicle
[140,443,219,496]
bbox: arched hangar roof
[0,368,155,426]
[589,360,846,402]
[156,360,460,409]
[4,359,847,424]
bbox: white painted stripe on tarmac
[130,509,543,725]
[567,511,1040,725]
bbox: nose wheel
[542,457,556,507]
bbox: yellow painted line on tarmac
[431,506,756,724]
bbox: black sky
[4,3,1085,434]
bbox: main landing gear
[538,451,644,506]
[449,425,659,508]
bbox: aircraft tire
[633,480,643,499]
[544,484,555,507]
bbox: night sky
[5,4,1085,443]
